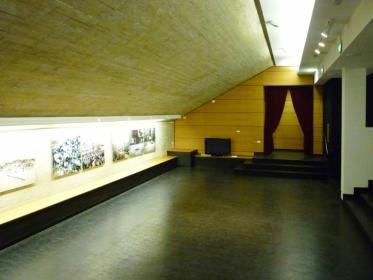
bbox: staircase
[235,152,329,179]
[344,181,373,246]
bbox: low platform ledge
[0,156,177,250]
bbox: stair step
[252,157,328,166]
[359,192,373,214]
[242,161,327,172]
[235,167,328,179]
[344,198,373,245]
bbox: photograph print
[0,158,36,194]
[111,130,130,162]
[143,127,156,154]
[81,137,105,170]
[51,135,82,178]
[129,129,145,157]
[129,127,156,157]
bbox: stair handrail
[323,135,329,156]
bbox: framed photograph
[81,137,105,170]
[112,130,130,162]
[143,127,156,154]
[129,129,145,157]
[0,158,36,193]
[51,136,82,178]
[129,127,156,157]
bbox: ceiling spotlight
[321,32,328,38]
[265,20,279,28]
[318,42,326,47]
[314,49,320,55]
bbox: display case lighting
[0,115,181,131]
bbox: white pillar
[341,68,373,198]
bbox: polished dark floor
[0,168,372,280]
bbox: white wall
[315,0,373,84]
[0,120,174,214]
[341,68,373,197]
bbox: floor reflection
[0,168,372,280]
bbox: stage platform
[235,150,329,179]
[253,150,327,163]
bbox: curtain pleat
[264,86,288,154]
[290,86,314,155]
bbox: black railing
[323,135,329,156]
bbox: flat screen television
[205,138,231,156]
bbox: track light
[318,42,325,48]
[314,49,320,55]
[265,20,279,28]
[321,32,328,38]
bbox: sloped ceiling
[0,0,272,116]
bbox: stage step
[360,192,373,214]
[235,166,328,179]
[242,160,327,172]
[235,153,328,179]
[344,188,373,246]
[252,157,327,166]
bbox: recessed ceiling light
[314,49,320,55]
[321,32,328,38]
[318,42,326,47]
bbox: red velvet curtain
[264,86,288,154]
[290,86,314,155]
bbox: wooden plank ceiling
[0,0,272,116]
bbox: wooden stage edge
[0,156,177,250]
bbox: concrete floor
[0,167,372,280]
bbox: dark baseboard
[0,157,177,250]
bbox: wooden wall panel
[217,86,263,100]
[242,73,264,86]
[274,138,304,150]
[175,126,263,139]
[274,126,304,138]
[203,113,264,126]
[175,67,323,156]
[176,113,206,126]
[175,82,264,156]
[241,67,313,86]
[175,138,205,152]
[193,100,264,113]
[263,71,313,86]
